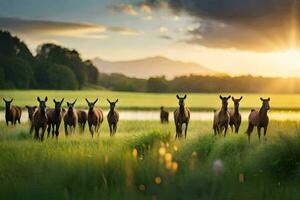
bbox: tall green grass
[0,121,300,199]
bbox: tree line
[0,30,98,90]
[2,30,300,93]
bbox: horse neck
[55,109,61,116]
[110,108,114,113]
[5,106,10,114]
[259,106,268,117]
[234,106,239,114]
[179,105,185,113]
[221,106,228,113]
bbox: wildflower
[164,153,172,162]
[139,184,146,191]
[132,148,138,159]
[154,176,162,185]
[171,162,178,172]
[159,147,166,157]
[173,145,178,152]
[191,151,197,158]
[239,173,245,183]
[213,159,223,175]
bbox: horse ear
[45,97,48,102]
[3,98,6,102]
[268,97,270,101]
[176,95,180,99]
[25,105,29,109]
[53,99,56,103]
[37,97,41,102]
[231,97,235,101]
[239,96,243,101]
[85,98,90,104]
[61,98,64,104]
[183,94,187,99]
[115,99,119,103]
[260,97,264,101]
[73,99,77,105]
[67,102,70,106]
[107,99,111,104]
[94,98,98,104]
[227,95,231,100]
[219,95,223,100]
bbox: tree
[46,64,78,90]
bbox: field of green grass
[2,90,300,111]
[1,120,300,199]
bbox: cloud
[159,35,173,40]
[142,16,153,20]
[107,26,144,36]
[0,17,142,38]
[159,26,168,33]
[140,3,152,13]
[109,4,138,16]
[140,0,300,51]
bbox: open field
[2,90,300,111]
[0,120,300,199]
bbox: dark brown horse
[86,98,104,138]
[229,96,243,133]
[46,98,64,138]
[107,99,119,136]
[160,106,169,123]
[213,95,231,137]
[25,105,37,123]
[77,110,88,132]
[63,99,77,136]
[246,97,270,143]
[31,97,48,141]
[3,98,22,126]
[174,95,190,139]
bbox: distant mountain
[92,56,215,79]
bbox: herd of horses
[2,95,270,143]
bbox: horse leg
[82,122,86,132]
[109,124,112,136]
[41,126,46,141]
[52,124,55,138]
[89,124,94,138]
[35,127,39,140]
[185,122,188,139]
[264,126,268,141]
[114,124,117,135]
[230,124,233,133]
[47,123,51,137]
[257,126,261,141]
[224,124,228,137]
[55,123,60,138]
[65,123,68,136]
[235,123,240,134]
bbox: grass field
[0,120,300,199]
[2,90,300,111]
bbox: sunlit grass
[3,90,300,111]
[0,121,300,199]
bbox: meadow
[0,119,300,199]
[2,90,300,111]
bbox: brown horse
[77,110,88,132]
[229,96,243,133]
[3,98,22,126]
[213,95,231,137]
[107,99,119,136]
[174,95,190,139]
[25,105,37,123]
[86,98,104,138]
[246,97,270,143]
[31,97,48,141]
[46,98,64,138]
[160,106,169,123]
[63,99,77,136]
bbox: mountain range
[92,56,215,79]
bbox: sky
[1,0,300,76]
